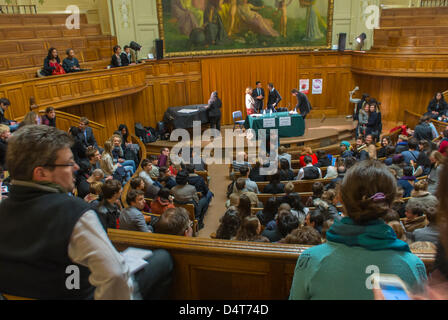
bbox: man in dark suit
[267,83,282,112]
[291,89,312,119]
[78,117,99,150]
[252,81,264,113]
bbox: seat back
[232,111,242,121]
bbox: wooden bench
[257,193,313,206]
[108,229,436,299]
[256,178,335,193]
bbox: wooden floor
[147,116,356,154]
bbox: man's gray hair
[6,125,73,181]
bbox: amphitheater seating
[256,178,334,193]
[108,229,436,299]
[0,13,117,84]
[372,7,448,53]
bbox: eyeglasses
[43,161,77,168]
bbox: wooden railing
[421,0,448,6]
[0,5,37,14]
[0,63,148,122]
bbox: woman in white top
[245,87,255,115]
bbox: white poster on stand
[299,79,309,94]
[312,79,323,95]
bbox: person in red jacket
[299,147,318,167]
[439,129,448,156]
[151,188,175,215]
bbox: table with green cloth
[244,112,305,138]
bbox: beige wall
[109,0,159,58]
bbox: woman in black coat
[206,91,222,132]
[426,92,448,120]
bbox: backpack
[156,121,170,141]
[135,123,157,143]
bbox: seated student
[305,182,324,207]
[428,151,444,195]
[278,146,292,168]
[315,150,331,168]
[352,136,370,161]
[68,126,87,165]
[97,179,122,229]
[0,124,10,168]
[111,134,136,174]
[158,166,177,189]
[189,148,207,172]
[414,115,434,142]
[389,154,405,178]
[279,226,322,245]
[290,160,427,300]
[185,164,213,204]
[298,147,318,167]
[121,45,136,66]
[215,206,241,240]
[130,177,151,212]
[395,135,409,154]
[41,107,56,127]
[248,160,266,182]
[403,200,428,233]
[256,197,278,227]
[263,173,285,194]
[278,158,295,181]
[234,166,259,194]
[236,216,270,243]
[101,140,131,185]
[62,49,82,73]
[388,220,407,242]
[0,98,18,132]
[401,138,420,166]
[232,152,251,172]
[365,134,377,160]
[157,147,170,168]
[75,159,93,200]
[296,156,322,181]
[340,141,353,158]
[410,180,439,212]
[86,146,101,172]
[84,181,103,209]
[228,178,260,208]
[377,136,392,159]
[384,145,397,166]
[397,166,416,198]
[305,209,325,234]
[110,45,123,68]
[171,170,208,229]
[408,207,438,244]
[151,188,176,216]
[149,155,160,179]
[41,47,66,76]
[155,207,193,237]
[262,210,300,243]
[439,129,448,156]
[120,189,152,233]
[280,183,307,224]
[78,117,99,150]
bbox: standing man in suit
[78,117,99,151]
[267,83,282,112]
[252,81,265,114]
[291,89,312,119]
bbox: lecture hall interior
[0,0,447,301]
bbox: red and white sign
[312,79,323,95]
[299,79,309,94]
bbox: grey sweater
[119,206,150,232]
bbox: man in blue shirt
[62,49,83,73]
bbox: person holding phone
[289,160,427,300]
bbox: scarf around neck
[326,217,410,252]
